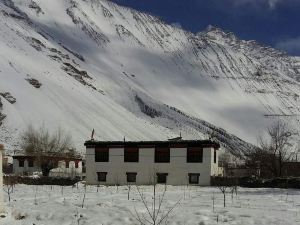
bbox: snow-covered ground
[1,184,300,225]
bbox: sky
[111,0,300,56]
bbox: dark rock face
[25,78,42,88]
[28,0,44,15]
[28,37,46,51]
[59,45,85,62]
[135,95,162,118]
[61,62,97,90]
[0,92,16,104]
[0,96,6,126]
[0,112,6,126]
[115,24,144,46]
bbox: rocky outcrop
[61,63,97,90]
[0,92,16,104]
[115,24,144,46]
[0,112,5,126]
[28,0,44,15]
[28,37,46,51]
[135,95,162,118]
[0,97,6,126]
[25,78,42,88]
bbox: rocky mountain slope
[1,0,300,155]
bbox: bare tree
[4,176,17,203]
[114,174,120,192]
[81,184,87,208]
[230,180,238,201]
[256,120,295,177]
[21,125,78,176]
[218,186,228,208]
[132,184,181,225]
[127,184,131,200]
[214,177,235,207]
[212,192,215,212]
[4,183,13,203]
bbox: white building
[85,140,220,186]
[12,155,83,178]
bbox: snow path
[1,184,300,224]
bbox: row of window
[95,147,217,163]
[97,172,201,184]
[19,160,34,168]
[18,160,79,168]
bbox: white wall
[86,147,217,186]
[50,161,83,178]
[13,159,83,177]
[13,158,40,175]
[210,148,219,176]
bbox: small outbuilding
[12,154,83,178]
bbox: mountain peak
[198,25,238,44]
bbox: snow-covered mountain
[1,0,300,155]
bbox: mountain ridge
[1,0,300,156]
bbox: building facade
[85,140,220,186]
[12,155,83,178]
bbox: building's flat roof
[12,155,82,160]
[84,139,220,149]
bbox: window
[28,160,34,167]
[82,161,86,173]
[214,149,217,163]
[97,172,107,182]
[156,173,168,184]
[155,147,170,163]
[124,147,139,162]
[65,161,69,168]
[75,161,79,168]
[187,147,203,163]
[188,173,200,184]
[19,160,24,167]
[126,172,137,183]
[95,147,109,162]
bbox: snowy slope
[1,0,300,155]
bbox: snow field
[1,184,300,225]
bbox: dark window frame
[124,147,139,162]
[155,147,170,163]
[126,172,137,183]
[95,147,109,162]
[187,147,203,163]
[188,173,200,184]
[97,172,107,182]
[156,173,168,184]
[19,160,24,167]
[214,149,217,163]
[28,160,34,168]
